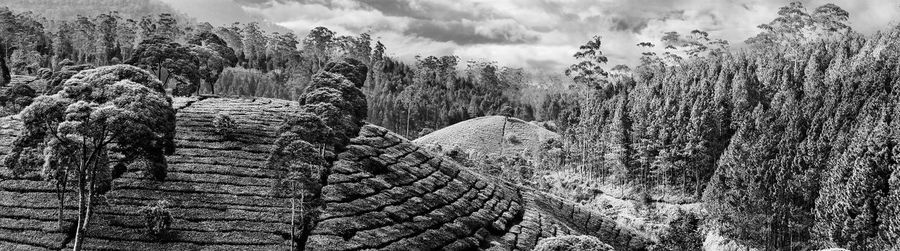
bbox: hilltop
[414,116,560,157]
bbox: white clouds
[167,0,900,73]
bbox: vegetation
[126,36,200,96]
[139,200,173,240]
[544,2,900,250]
[2,1,898,250]
[0,82,35,115]
[10,64,175,250]
[212,112,235,139]
[654,210,704,251]
[533,235,614,251]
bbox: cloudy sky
[162,0,900,72]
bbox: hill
[0,97,651,250]
[413,116,560,157]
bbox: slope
[413,116,560,157]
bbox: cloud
[167,0,900,72]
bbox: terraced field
[307,124,651,250]
[0,97,302,250]
[0,96,652,250]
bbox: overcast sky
[162,0,900,72]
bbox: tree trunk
[405,106,411,138]
[73,166,86,251]
[0,43,9,86]
[290,182,295,251]
[499,116,508,156]
[56,181,65,231]
[74,190,93,251]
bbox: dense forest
[559,2,900,250]
[2,1,899,250]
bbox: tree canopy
[126,36,200,96]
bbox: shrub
[654,210,704,251]
[213,113,236,139]
[0,83,36,116]
[36,68,52,79]
[506,134,522,144]
[5,146,43,176]
[417,127,434,138]
[533,235,614,251]
[140,200,173,240]
[635,190,654,213]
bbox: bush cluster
[140,200,174,240]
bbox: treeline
[565,14,900,251]
[0,5,573,140]
[364,55,573,138]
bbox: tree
[265,32,299,71]
[746,2,851,47]
[93,12,120,65]
[16,65,175,250]
[127,36,200,96]
[242,22,266,70]
[0,82,36,116]
[189,45,226,94]
[565,35,608,88]
[814,115,896,250]
[214,24,244,63]
[0,46,8,86]
[139,13,183,41]
[71,16,96,63]
[1,8,49,74]
[655,210,704,251]
[188,30,237,68]
[268,58,368,249]
[116,18,138,58]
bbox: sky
[162,0,900,73]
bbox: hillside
[0,97,299,249]
[0,97,652,250]
[413,116,560,157]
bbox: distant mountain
[2,0,289,33]
[2,0,192,21]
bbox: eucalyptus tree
[127,36,200,96]
[15,65,175,250]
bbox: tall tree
[127,36,200,96]
[565,35,608,88]
[241,22,266,70]
[16,65,175,251]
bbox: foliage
[654,210,704,251]
[533,235,614,251]
[215,67,298,99]
[506,134,522,145]
[0,82,36,116]
[745,2,851,47]
[189,45,227,94]
[416,127,434,139]
[139,200,173,240]
[0,6,49,79]
[365,55,550,139]
[14,64,175,250]
[266,57,370,248]
[212,112,235,139]
[126,36,200,96]
[565,36,608,88]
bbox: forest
[0,1,899,250]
